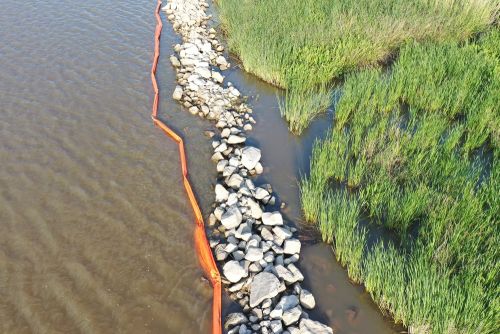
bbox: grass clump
[217,0,499,133]
[301,30,500,333]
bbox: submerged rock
[299,318,333,334]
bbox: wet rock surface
[163,0,332,332]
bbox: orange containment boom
[151,1,222,333]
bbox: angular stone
[241,146,261,170]
[214,142,228,153]
[173,86,183,100]
[247,198,263,219]
[170,55,180,67]
[217,159,228,172]
[225,312,248,330]
[215,244,228,261]
[215,184,229,202]
[270,320,283,333]
[287,264,304,282]
[249,272,280,307]
[228,135,246,144]
[254,187,270,200]
[245,247,264,262]
[255,162,263,174]
[227,173,243,189]
[221,206,242,229]
[232,250,245,261]
[277,294,300,311]
[223,261,247,283]
[212,71,224,83]
[189,106,199,115]
[299,319,333,334]
[282,306,302,326]
[275,264,296,284]
[216,55,228,66]
[196,67,211,79]
[235,223,252,241]
[260,227,274,241]
[273,226,293,240]
[262,212,284,226]
[300,289,316,309]
[283,239,301,255]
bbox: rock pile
[163,1,332,333]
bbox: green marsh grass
[301,30,500,333]
[216,0,499,132]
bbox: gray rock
[238,324,247,334]
[228,135,246,144]
[275,264,298,284]
[262,211,284,226]
[270,320,283,333]
[196,67,211,79]
[224,243,238,254]
[223,260,247,283]
[215,184,229,202]
[299,289,316,309]
[216,55,228,67]
[273,226,293,240]
[255,162,264,174]
[173,86,183,100]
[212,71,224,83]
[284,254,300,265]
[235,223,252,241]
[223,165,237,177]
[221,206,242,229]
[277,294,300,311]
[245,247,264,262]
[283,239,301,255]
[170,55,181,67]
[254,187,270,200]
[215,244,228,261]
[299,319,333,334]
[189,106,199,115]
[225,312,248,330]
[282,306,302,326]
[247,198,263,219]
[216,159,228,172]
[249,272,281,307]
[241,146,261,170]
[233,250,245,261]
[214,206,224,221]
[260,227,274,241]
[214,142,228,153]
[227,173,244,189]
[211,152,224,162]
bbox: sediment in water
[162,0,333,333]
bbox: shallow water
[0,0,401,333]
[221,66,403,334]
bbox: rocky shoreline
[162,1,332,333]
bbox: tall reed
[217,0,499,132]
[301,30,500,333]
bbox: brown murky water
[0,0,401,333]
[0,1,215,333]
